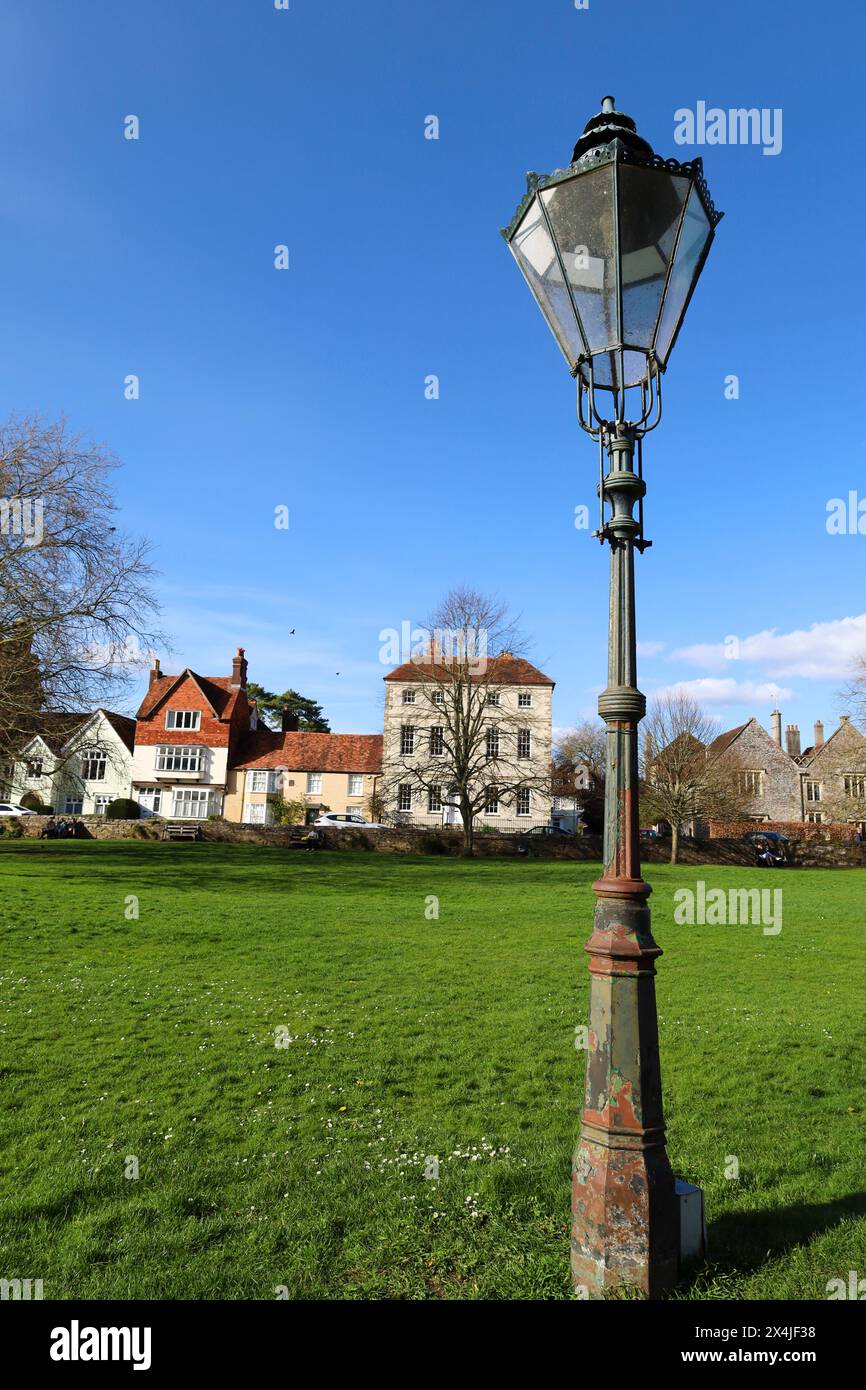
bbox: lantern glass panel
[581,347,652,391]
[618,164,690,350]
[509,197,585,367]
[540,165,616,354]
[655,183,712,364]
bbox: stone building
[705,709,866,832]
[797,715,866,831]
[381,654,554,830]
[707,715,802,822]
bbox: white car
[0,802,37,816]
[312,812,385,829]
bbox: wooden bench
[163,822,201,841]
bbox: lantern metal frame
[501,139,723,395]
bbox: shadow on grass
[684,1191,866,1287]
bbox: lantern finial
[571,97,654,164]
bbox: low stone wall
[785,840,866,868]
[5,815,164,840]
[4,816,865,867]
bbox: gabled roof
[19,713,91,756]
[231,731,383,774]
[384,655,554,687]
[16,709,137,757]
[706,723,749,759]
[101,711,136,753]
[800,717,866,767]
[136,671,241,721]
[71,709,136,754]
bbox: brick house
[131,649,256,819]
[224,729,382,825]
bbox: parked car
[639,827,659,840]
[0,802,36,816]
[744,830,789,867]
[520,824,574,837]
[313,812,385,829]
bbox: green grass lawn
[0,841,863,1300]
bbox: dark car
[520,824,574,837]
[744,830,789,867]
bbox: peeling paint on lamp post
[501,97,723,1297]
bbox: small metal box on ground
[676,1178,706,1264]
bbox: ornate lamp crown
[571,95,655,163]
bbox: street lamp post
[502,97,722,1297]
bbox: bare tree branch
[0,414,165,766]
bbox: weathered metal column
[570,424,679,1298]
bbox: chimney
[813,719,825,748]
[785,723,801,758]
[771,709,782,746]
[230,646,248,689]
[281,708,299,733]
[149,656,161,687]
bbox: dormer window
[166,710,201,730]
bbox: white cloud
[637,640,666,657]
[672,613,866,679]
[648,677,794,707]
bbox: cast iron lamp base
[571,879,679,1298]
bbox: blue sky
[1,0,864,743]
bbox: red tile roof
[232,731,383,774]
[136,672,240,720]
[384,656,554,686]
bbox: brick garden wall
[707,818,859,843]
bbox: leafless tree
[553,719,606,831]
[554,720,607,780]
[384,586,551,855]
[840,655,866,729]
[0,414,163,766]
[815,657,866,826]
[640,691,746,863]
